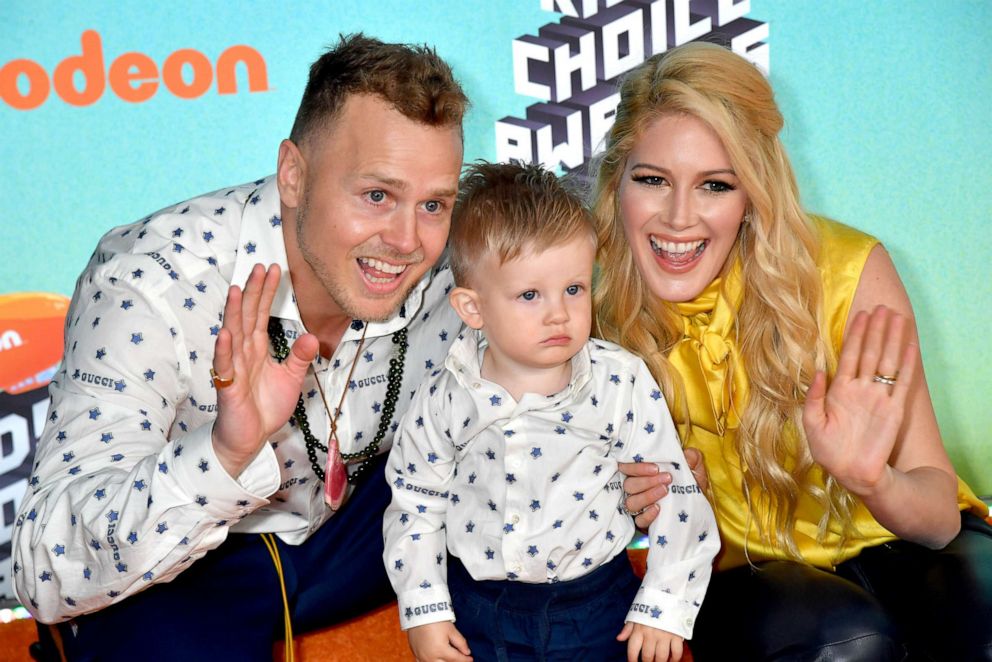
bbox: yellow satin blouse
[669,217,987,570]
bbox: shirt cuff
[396,586,455,630]
[164,422,280,520]
[626,586,699,639]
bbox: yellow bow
[668,263,749,436]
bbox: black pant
[42,455,395,662]
[690,513,992,662]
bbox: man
[13,33,677,660]
[13,34,467,659]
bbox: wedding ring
[621,493,648,518]
[872,373,897,386]
[621,492,634,516]
[210,368,235,389]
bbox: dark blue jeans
[448,551,641,662]
[47,454,394,662]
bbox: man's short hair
[289,33,468,146]
[449,161,595,287]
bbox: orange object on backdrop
[0,292,70,394]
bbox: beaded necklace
[267,317,407,485]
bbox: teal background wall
[1,0,989,493]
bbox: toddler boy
[383,162,719,661]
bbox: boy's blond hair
[449,161,594,286]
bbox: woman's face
[618,113,748,303]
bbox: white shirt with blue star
[383,331,719,639]
[12,177,463,623]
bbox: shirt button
[472,382,481,389]
[511,514,520,524]
[511,565,522,574]
[508,458,520,470]
[685,617,694,628]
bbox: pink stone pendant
[324,436,348,510]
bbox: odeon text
[1,30,268,110]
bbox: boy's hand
[617,622,684,662]
[407,621,473,662]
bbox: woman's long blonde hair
[592,42,856,559]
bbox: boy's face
[458,232,595,375]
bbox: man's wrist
[171,423,277,517]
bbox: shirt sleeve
[614,359,720,639]
[11,257,280,623]
[382,372,458,630]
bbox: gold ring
[210,368,235,389]
[872,373,897,386]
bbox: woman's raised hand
[803,305,918,497]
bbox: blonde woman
[601,42,990,660]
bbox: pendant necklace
[267,318,408,509]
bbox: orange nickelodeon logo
[0,29,268,110]
[0,292,70,395]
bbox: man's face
[284,94,463,322]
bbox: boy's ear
[277,138,305,209]
[449,287,484,330]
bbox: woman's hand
[211,263,319,477]
[802,305,916,497]
[619,448,708,529]
[800,246,959,548]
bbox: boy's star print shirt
[12,177,462,623]
[384,331,720,639]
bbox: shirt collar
[445,329,486,383]
[230,177,299,321]
[230,176,433,339]
[445,329,594,397]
